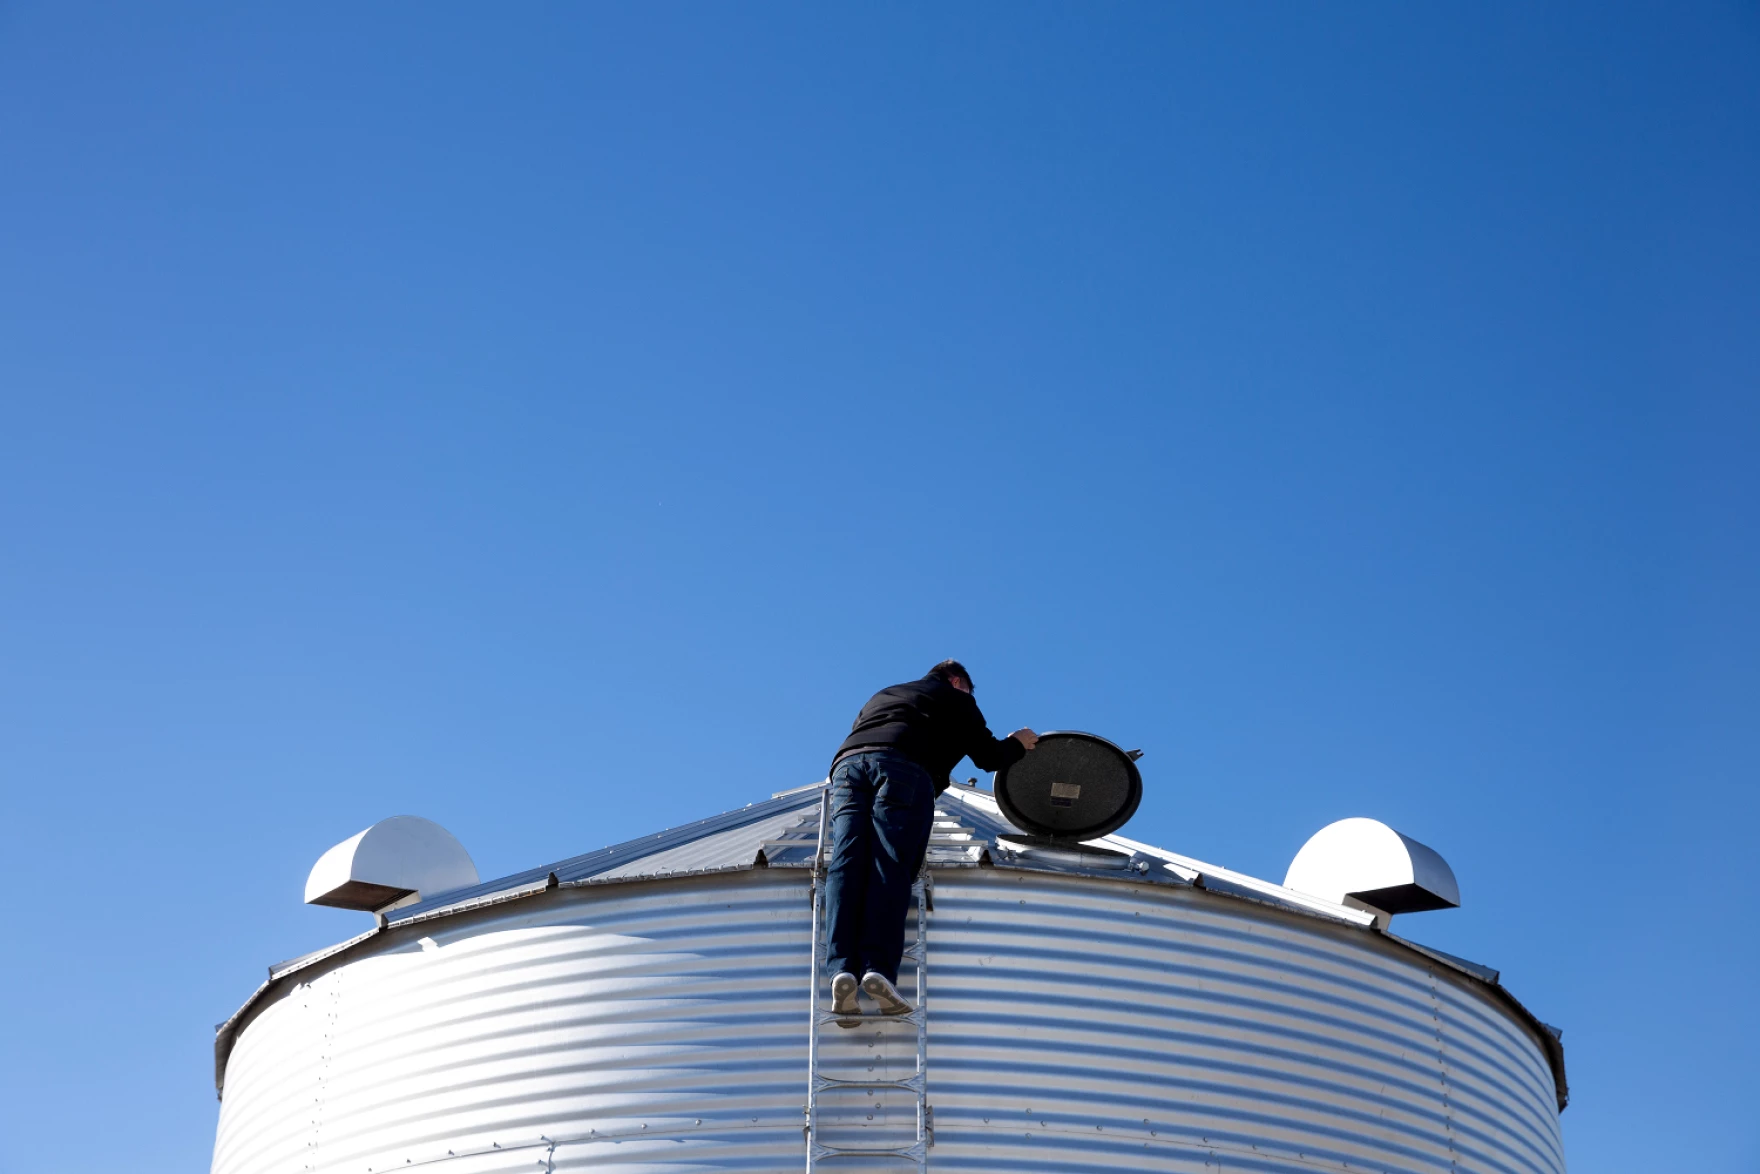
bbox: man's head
[928,659,973,694]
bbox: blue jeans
[824,750,935,984]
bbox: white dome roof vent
[1283,817,1459,926]
[305,816,479,914]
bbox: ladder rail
[804,789,831,1173]
[914,869,929,1159]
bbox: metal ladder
[803,789,932,1171]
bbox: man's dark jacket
[833,674,1026,792]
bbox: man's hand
[1010,728,1040,751]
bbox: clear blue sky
[2,4,1755,1171]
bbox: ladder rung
[810,1143,927,1160]
[816,1009,923,1025]
[812,1074,924,1091]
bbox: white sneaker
[831,971,861,1027]
[861,971,912,1016]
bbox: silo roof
[381,790,825,924]
[217,781,1567,1110]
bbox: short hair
[928,659,973,691]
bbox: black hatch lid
[994,730,1143,841]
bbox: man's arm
[960,695,1037,771]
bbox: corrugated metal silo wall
[213,868,1564,1174]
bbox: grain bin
[212,781,1566,1174]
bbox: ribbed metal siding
[926,870,1564,1174]
[213,868,1562,1174]
[214,871,815,1174]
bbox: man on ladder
[825,660,1038,1020]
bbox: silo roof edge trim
[268,925,382,981]
[1388,934,1501,985]
[383,875,557,929]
